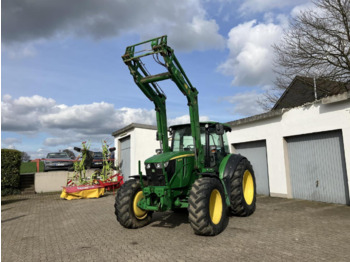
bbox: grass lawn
[20,161,44,174]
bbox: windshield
[172,126,206,152]
[172,126,191,151]
[47,153,70,159]
[93,152,103,158]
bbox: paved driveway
[1,193,350,262]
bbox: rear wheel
[188,177,228,236]
[114,180,152,228]
[230,158,256,216]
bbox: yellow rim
[209,189,223,225]
[133,191,148,220]
[243,170,254,205]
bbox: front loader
[115,36,256,236]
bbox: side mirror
[109,147,116,152]
[215,123,224,135]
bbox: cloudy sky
[1,0,313,158]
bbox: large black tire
[114,179,152,229]
[188,177,228,236]
[230,158,256,216]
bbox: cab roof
[169,122,232,132]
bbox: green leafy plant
[72,141,93,185]
[67,140,118,186]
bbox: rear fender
[219,154,246,203]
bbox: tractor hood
[145,151,195,164]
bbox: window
[172,126,194,152]
[47,153,70,159]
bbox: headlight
[146,164,151,169]
[156,163,162,169]
[163,161,169,168]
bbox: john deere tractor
[115,36,256,236]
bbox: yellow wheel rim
[243,170,254,205]
[209,189,223,225]
[133,191,148,220]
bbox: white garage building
[228,93,350,204]
[112,77,350,205]
[112,123,159,180]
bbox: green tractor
[115,36,256,236]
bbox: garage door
[233,140,270,195]
[120,136,131,180]
[286,130,349,204]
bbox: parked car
[91,152,103,168]
[44,152,74,172]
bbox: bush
[1,188,21,196]
[1,149,22,195]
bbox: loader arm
[122,36,204,169]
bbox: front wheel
[188,177,228,236]
[114,180,152,228]
[230,158,256,216]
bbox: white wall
[35,171,67,193]
[114,127,158,178]
[227,99,350,199]
[133,128,159,176]
[35,170,106,193]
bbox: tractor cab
[169,122,231,169]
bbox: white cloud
[291,2,316,18]
[238,0,309,15]
[2,42,38,58]
[3,0,224,53]
[2,94,210,149]
[168,115,210,126]
[2,137,22,145]
[222,91,265,117]
[1,94,155,141]
[1,137,22,150]
[168,16,225,51]
[218,20,284,87]
[28,148,51,160]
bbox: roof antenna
[313,76,317,100]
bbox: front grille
[146,160,176,186]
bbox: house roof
[273,76,349,110]
[227,109,285,127]
[112,123,157,137]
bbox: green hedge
[1,149,22,195]
[20,161,44,174]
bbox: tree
[21,151,31,162]
[63,149,75,159]
[263,0,350,109]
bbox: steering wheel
[185,145,194,151]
